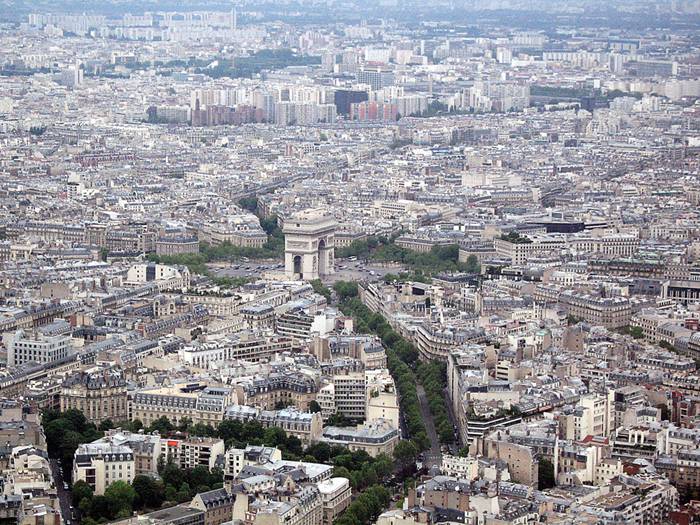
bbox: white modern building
[3,328,73,367]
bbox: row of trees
[146,209,284,277]
[171,416,402,492]
[72,480,138,524]
[335,235,480,276]
[334,485,392,525]
[383,271,432,284]
[199,218,283,259]
[138,415,306,459]
[43,409,104,476]
[146,239,282,276]
[333,281,360,302]
[42,410,239,482]
[339,295,429,452]
[72,462,224,525]
[416,361,454,444]
[324,448,394,492]
[58,412,399,520]
[237,196,259,213]
[335,236,386,259]
[373,243,480,275]
[103,413,401,493]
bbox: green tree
[305,442,331,462]
[259,215,279,235]
[132,475,165,510]
[190,423,216,437]
[242,420,264,440]
[104,480,136,517]
[78,497,92,516]
[393,440,419,466]
[238,197,258,212]
[538,458,556,490]
[177,417,193,432]
[148,416,174,435]
[465,254,480,273]
[310,279,332,302]
[373,454,394,478]
[326,412,355,427]
[89,495,112,520]
[187,466,212,490]
[60,409,89,430]
[333,281,358,301]
[309,400,322,414]
[72,480,93,506]
[217,419,243,444]
[629,326,644,339]
[333,466,352,480]
[176,482,192,503]
[263,426,288,447]
[164,484,178,503]
[60,430,83,471]
[162,462,185,489]
[98,419,115,432]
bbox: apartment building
[125,263,191,290]
[321,419,399,457]
[249,486,323,525]
[578,475,678,525]
[156,236,200,257]
[223,446,282,482]
[161,437,225,471]
[414,323,487,362]
[189,488,234,525]
[98,429,162,475]
[73,443,135,495]
[178,334,293,368]
[560,392,615,441]
[3,446,62,524]
[317,478,351,525]
[179,290,243,317]
[332,373,366,421]
[224,406,322,445]
[365,369,400,428]
[237,372,319,411]
[60,368,128,424]
[440,455,479,479]
[559,292,631,329]
[131,384,235,427]
[494,236,566,264]
[483,440,538,487]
